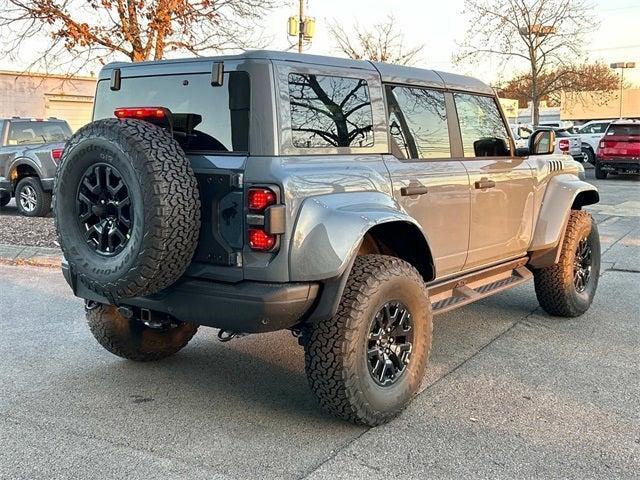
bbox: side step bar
[427,258,533,315]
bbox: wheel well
[572,190,599,209]
[12,164,39,185]
[358,222,435,281]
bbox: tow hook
[217,329,245,342]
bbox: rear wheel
[595,161,607,179]
[304,255,432,426]
[534,211,600,317]
[86,304,198,362]
[15,177,51,217]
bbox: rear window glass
[7,121,71,145]
[93,72,250,153]
[288,73,374,148]
[607,124,640,136]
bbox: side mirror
[529,130,556,155]
[515,147,529,157]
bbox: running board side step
[427,259,533,315]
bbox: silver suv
[54,51,600,425]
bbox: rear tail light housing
[51,148,64,164]
[246,186,281,252]
[248,228,277,251]
[558,138,570,152]
[248,187,277,212]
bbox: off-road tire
[594,161,607,179]
[15,177,51,217]
[304,255,432,426]
[54,119,201,300]
[0,192,10,208]
[534,210,600,317]
[86,304,198,362]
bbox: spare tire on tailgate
[54,118,201,300]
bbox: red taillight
[248,228,276,251]
[248,187,277,212]
[51,148,64,163]
[114,107,166,120]
[558,139,570,152]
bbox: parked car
[53,51,600,426]
[510,124,532,149]
[575,120,611,164]
[533,126,584,162]
[595,119,640,179]
[0,117,72,216]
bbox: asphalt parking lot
[1,170,638,479]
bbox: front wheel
[582,147,595,165]
[15,177,51,217]
[86,304,198,362]
[534,211,600,317]
[304,255,432,426]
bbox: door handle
[474,178,496,190]
[401,185,428,196]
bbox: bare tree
[455,0,594,124]
[328,15,423,66]
[498,62,621,108]
[0,0,278,74]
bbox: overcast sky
[1,0,638,84]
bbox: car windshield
[7,121,72,145]
[607,124,640,136]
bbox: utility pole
[610,62,636,119]
[287,1,315,52]
[297,0,304,53]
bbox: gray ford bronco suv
[54,51,600,425]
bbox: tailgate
[600,137,640,158]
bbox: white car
[575,120,611,164]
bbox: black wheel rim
[573,236,592,293]
[367,301,413,387]
[76,164,133,256]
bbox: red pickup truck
[595,119,640,179]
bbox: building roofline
[0,70,97,81]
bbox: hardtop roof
[100,49,493,95]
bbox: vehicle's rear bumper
[596,157,640,173]
[62,262,320,333]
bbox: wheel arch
[289,191,435,282]
[528,174,599,268]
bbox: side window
[592,123,608,134]
[288,73,374,148]
[386,85,450,159]
[454,93,511,157]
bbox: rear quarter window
[288,73,374,148]
[93,71,250,153]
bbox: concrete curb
[0,243,62,268]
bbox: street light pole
[610,62,636,119]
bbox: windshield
[93,71,250,153]
[7,121,72,145]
